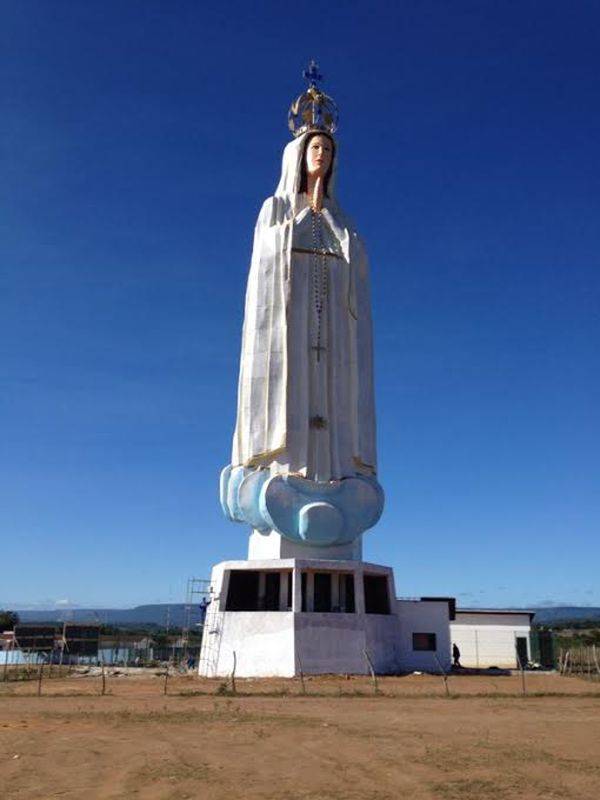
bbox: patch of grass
[3,683,600,703]
[432,777,514,800]
[135,760,212,783]
[431,774,577,800]
[36,704,324,730]
[159,687,600,700]
[264,792,395,800]
[422,740,598,799]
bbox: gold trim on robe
[353,456,376,475]
[243,444,287,468]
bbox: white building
[450,609,534,669]
[199,559,536,677]
[396,597,454,673]
[199,555,457,677]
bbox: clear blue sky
[2,1,599,610]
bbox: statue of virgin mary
[221,64,384,547]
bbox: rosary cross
[311,343,327,362]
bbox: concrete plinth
[248,529,362,561]
[198,557,401,677]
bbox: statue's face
[305,134,333,178]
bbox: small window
[412,632,437,651]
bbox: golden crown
[288,60,339,138]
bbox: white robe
[231,133,377,481]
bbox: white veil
[231,131,376,474]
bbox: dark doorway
[301,572,307,612]
[226,570,259,611]
[364,574,390,614]
[314,573,332,612]
[516,637,528,668]
[264,572,281,611]
[536,630,555,669]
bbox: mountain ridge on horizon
[6,603,600,626]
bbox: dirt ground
[1,672,599,799]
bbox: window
[225,570,288,611]
[226,571,260,611]
[296,571,359,613]
[314,573,332,612]
[412,632,437,651]
[364,575,390,614]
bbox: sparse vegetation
[1,673,599,799]
[0,610,19,630]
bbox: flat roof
[420,596,456,620]
[455,608,535,620]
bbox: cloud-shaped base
[220,466,384,546]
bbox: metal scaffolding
[181,577,211,658]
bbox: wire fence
[557,645,600,681]
[1,643,203,682]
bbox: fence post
[230,650,237,695]
[37,661,44,697]
[296,650,307,696]
[2,640,11,683]
[163,661,170,696]
[362,648,379,694]
[433,654,450,697]
[516,652,526,696]
[100,654,107,696]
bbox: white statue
[221,64,383,547]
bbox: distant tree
[583,629,600,646]
[153,631,169,646]
[0,610,19,630]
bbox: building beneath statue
[198,528,458,677]
[198,550,535,677]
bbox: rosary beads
[310,208,328,362]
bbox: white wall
[450,613,532,668]
[202,611,296,677]
[202,611,404,677]
[395,600,452,673]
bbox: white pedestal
[198,557,401,677]
[248,529,363,561]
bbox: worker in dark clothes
[452,643,461,668]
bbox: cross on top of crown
[303,60,323,88]
[288,61,338,137]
